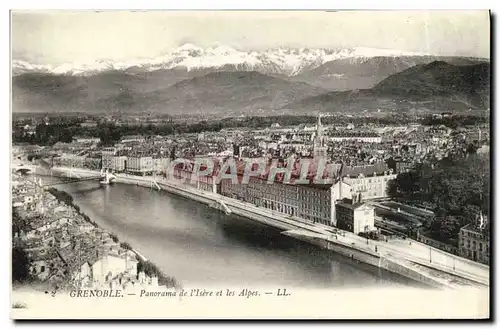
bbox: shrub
[120,242,132,250]
[109,233,119,243]
[137,259,179,288]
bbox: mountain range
[12,44,490,114]
[12,44,432,77]
[284,61,490,113]
[12,70,329,114]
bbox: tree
[386,179,399,199]
[390,154,489,218]
[388,152,490,243]
[387,171,421,200]
[120,242,132,250]
[466,143,478,155]
[109,233,119,243]
[12,247,30,283]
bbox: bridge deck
[41,176,102,187]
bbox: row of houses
[12,173,166,290]
[171,160,395,233]
[101,154,171,175]
[52,155,101,171]
[171,156,490,265]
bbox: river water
[50,178,420,289]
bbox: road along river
[41,175,423,289]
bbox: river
[48,178,422,289]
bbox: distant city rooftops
[327,131,380,138]
[341,162,393,178]
[121,135,145,140]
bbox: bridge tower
[151,172,161,191]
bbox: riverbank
[41,166,489,289]
[13,168,180,291]
[46,186,179,288]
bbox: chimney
[338,176,343,200]
[352,193,358,204]
[478,212,486,230]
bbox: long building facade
[220,176,335,225]
[168,158,392,228]
[126,156,153,175]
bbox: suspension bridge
[40,175,103,187]
[13,159,116,187]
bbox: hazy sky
[12,10,490,64]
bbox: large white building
[458,214,490,265]
[112,156,127,172]
[335,195,375,234]
[153,157,171,174]
[70,253,138,285]
[220,176,335,225]
[73,136,101,144]
[126,156,153,175]
[341,164,397,200]
[327,131,382,143]
[121,135,146,143]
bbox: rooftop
[328,131,380,138]
[341,162,393,177]
[335,198,368,210]
[461,222,490,237]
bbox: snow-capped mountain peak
[12,44,431,76]
[176,43,203,52]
